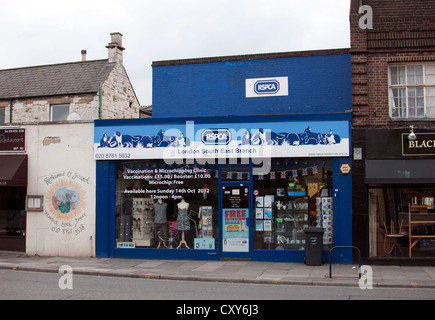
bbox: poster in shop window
[222,186,250,253]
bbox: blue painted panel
[95,113,352,128]
[95,161,110,258]
[253,250,306,263]
[331,157,353,264]
[152,53,351,118]
[114,248,220,261]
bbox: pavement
[1,251,435,289]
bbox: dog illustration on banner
[97,126,341,149]
[240,127,341,146]
[98,130,191,149]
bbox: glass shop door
[220,184,252,258]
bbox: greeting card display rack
[132,198,155,247]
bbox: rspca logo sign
[254,80,280,95]
[246,77,289,98]
[202,129,231,145]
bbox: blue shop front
[95,49,353,263]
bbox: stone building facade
[0,32,140,124]
[0,33,140,255]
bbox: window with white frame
[50,104,70,121]
[389,64,435,119]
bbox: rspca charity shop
[94,49,353,263]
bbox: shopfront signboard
[0,128,25,152]
[246,77,289,98]
[402,132,435,156]
[94,120,350,161]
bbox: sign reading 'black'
[402,133,435,156]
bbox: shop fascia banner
[94,120,350,161]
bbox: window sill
[388,118,435,122]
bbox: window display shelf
[274,197,309,249]
[276,209,309,214]
[409,204,435,257]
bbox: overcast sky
[0,0,351,106]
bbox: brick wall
[350,0,435,129]
[366,0,435,24]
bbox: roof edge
[152,48,350,67]
[0,59,110,72]
[0,91,101,101]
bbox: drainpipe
[9,99,12,123]
[99,83,103,120]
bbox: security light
[408,125,417,142]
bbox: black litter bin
[304,227,324,266]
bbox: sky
[0,0,351,106]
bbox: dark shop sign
[402,132,435,156]
[0,128,26,152]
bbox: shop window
[369,187,435,258]
[221,162,250,182]
[0,107,5,124]
[0,187,26,237]
[115,160,218,250]
[389,64,435,119]
[253,159,333,251]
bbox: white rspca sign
[246,77,289,98]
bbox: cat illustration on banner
[240,127,341,146]
[98,130,191,149]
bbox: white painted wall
[24,122,95,257]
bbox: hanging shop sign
[402,132,435,156]
[0,128,25,152]
[94,120,350,161]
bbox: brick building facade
[350,0,435,264]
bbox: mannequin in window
[177,198,190,249]
[154,199,168,248]
[121,196,133,242]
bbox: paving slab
[1,252,435,289]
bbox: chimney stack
[81,50,87,62]
[106,32,125,64]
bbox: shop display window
[116,160,218,250]
[253,159,333,251]
[0,187,26,237]
[369,187,435,258]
